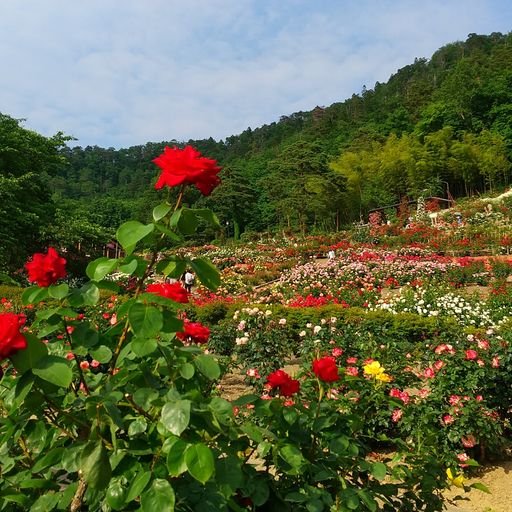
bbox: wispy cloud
[0,0,510,147]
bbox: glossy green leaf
[279,444,305,469]
[116,221,155,255]
[106,479,127,510]
[166,437,189,477]
[71,322,99,348]
[470,482,491,493]
[180,362,195,379]
[80,441,112,490]
[140,479,175,512]
[125,471,151,503]
[128,417,148,437]
[10,333,48,374]
[48,283,69,299]
[161,399,191,436]
[32,447,65,473]
[90,345,112,363]
[86,257,118,281]
[194,208,221,227]
[21,286,48,306]
[156,257,187,278]
[153,203,172,221]
[32,355,72,388]
[129,303,163,338]
[371,462,387,481]
[118,258,138,275]
[131,337,158,357]
[190,258,220,291]
[195,354,221,380]
[185,443,215,484]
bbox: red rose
[312,356,339,382]
[465,349,478,360]
[146,283,189,303]
[266,369,300,397]
[25,247,67,287]
[177,320,210,344]
[153,145,221,196]
[267,369,291,388]
[0,313,27,360]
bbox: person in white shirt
[184,270,195,292]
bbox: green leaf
[118,258,138,275]
[194,354,221,380]
[125,470,151,503]
[208,397,233,425]
[69,282,100,307]
[32,355,72,388]
[153,223,182,241]
[129,303,163,338]
[116,221,154,255]
[89,345,113,363]
[140,479,175,512]
[161,399,191,436]
[185,443,215,484]
[128,417,148,437]
[194,208,221,227]
[215,457,243,490]
[170,208,199,235]
[357,489,377,512]
[32,447,65,473]
[131,337,158,357]
[86,257,118,281]
[153,203,172,221]
[180,362,195,379]
[71,322,99,348]
[80,441,112,490]
[106,479,127,510]
[10,333,47,374]
[279,444,305,469]
[166,437,189,476]
[21,286,48,305]
[470,482,491,493]
[190,258,220,291]
[133,388,158,411]
[156,257,187,279]
[371,462,387,481]
[48,283,69,299]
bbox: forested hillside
[2,32,512,270]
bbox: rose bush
[0,146,493,511]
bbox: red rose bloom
[0,313,27,360]
[266,369,300,397]
[146,283,189,303]
[177,320,210,344]
[153,145,221,196]
[313,356,339,382]
[25,247,67,287]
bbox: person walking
[184,269,195,293]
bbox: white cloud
[0,0,510,147]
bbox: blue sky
[0,0,511,148]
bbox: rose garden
[1,146,512,511]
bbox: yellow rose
[375,372,392,382]
[446,468,465,488]
[363,361,384,376]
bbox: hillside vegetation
[1,32,512,270]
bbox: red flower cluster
[153,145,221,196]
[176,320,210,344]
[146,282,189,303]
[25,247,67,287]
[312,356,339,382]
[0,313,27,360]
[266,369,300,397]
